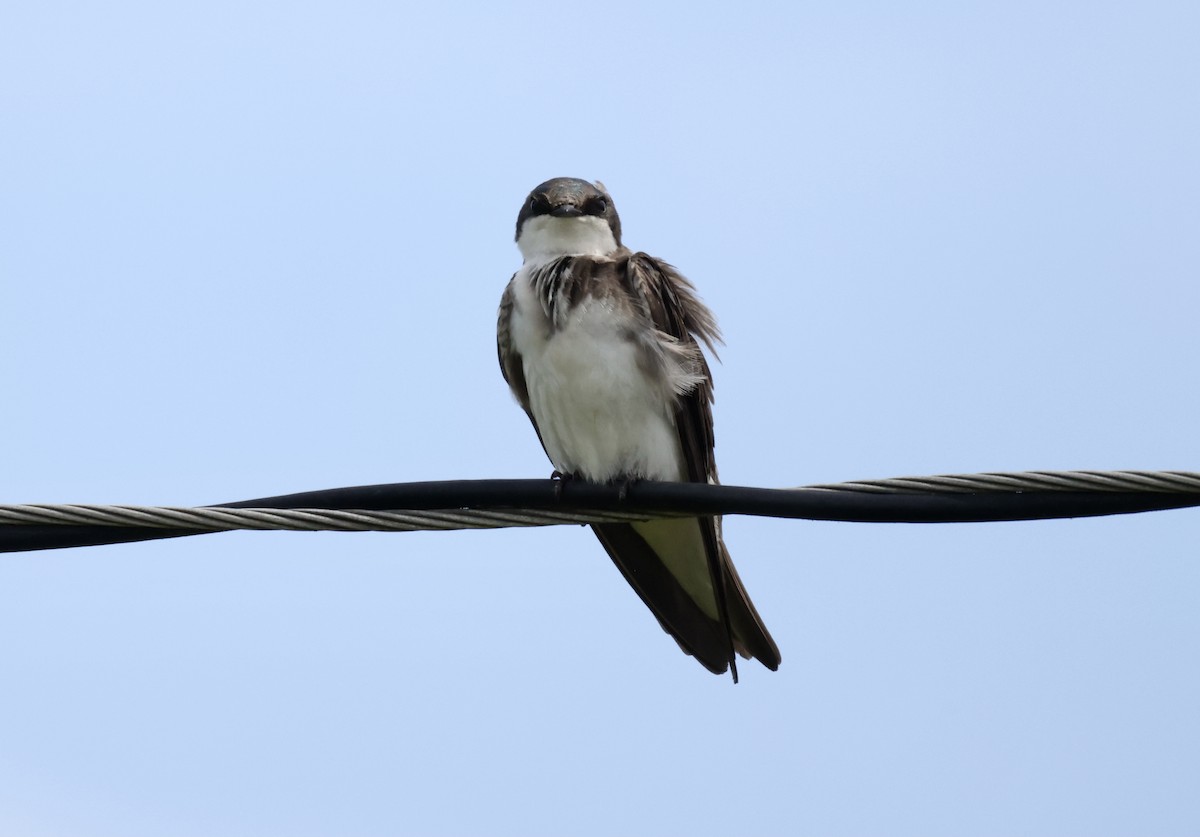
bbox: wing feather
[621,254,781,673]
[497,276,551,458]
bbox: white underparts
[511,273,687,482]
[517,215,619,265]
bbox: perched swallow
[496,177,780,678]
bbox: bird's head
[515,177,623,263]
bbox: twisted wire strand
[0,504,665,532]
[1,470,1197,537]
[809,470,1200,494]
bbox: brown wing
[623,253,721,484]
[497,276,551,458]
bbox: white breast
[517,215,619,263]
[508,268,685,483]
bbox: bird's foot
[550,469,578,500]
[611,476,642,502]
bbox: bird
[496,177,780,679]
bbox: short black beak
[549,204,583,218]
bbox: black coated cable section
[2,471,1198,554]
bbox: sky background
[2,2,1199,835]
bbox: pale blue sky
[2,2,1198,835]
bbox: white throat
[517,215,619,265]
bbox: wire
[1,470,1197,554]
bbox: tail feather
[590,521,780,675]
[591,522,731,673]
[720,541,781,670]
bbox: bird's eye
[588,198,608,215]
[529,194,550,215]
